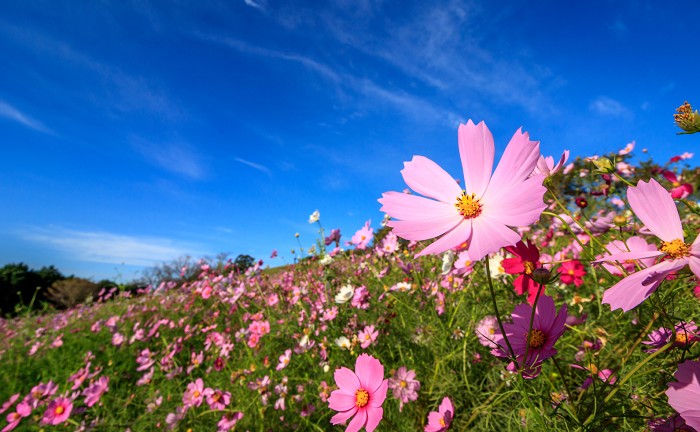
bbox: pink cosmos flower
[474,315,499,349]
[558,260,586,287]
[358,325,378,349]
[492,295,567,379]
[217,411,244,432]
[595,179,700,311]
[532,150,569,177]
[642,321,699,353]
[41,397,72,426]
[203,388,231,411]
[351,221,374,250]
[183,378,205,408]
[425,397,454,432]
[661,170,694,199]
[666,359,700,430]
[328,353,388,432]
[599,237,657,276]
[276,349,292,371]
[2,401,30,432]
[387,367,420,412]
[83,376,109,407]
[379,120,546,262]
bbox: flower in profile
[308,210,321,224]
[501,239,543,304]
[325,228,342,246]
[425,397,454,432]
[491,295,568,379]
[595,179,700,311]
[532,150,569,177]
[41,397,72,426]
[666,359,700,430]
[379,120,546,262]
[642,321,699,353]
[328,353,388,432]
[661,170,693,199]
[276,349,292,371]
[387,367,420,412]
[559,260,586,287]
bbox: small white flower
[441,250,456,274]
[334,336,351,349]
[319,254,333,266]
[308,210,320,224]
[335,285,355,304]
[488,254,507,279]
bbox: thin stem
[484,258,516,364]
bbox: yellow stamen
[455,192,482,219]
[523,261,535,275]
[55,406,65,415]
[400,380,407,388]
[527,329,546,349]
[660,238,691,259]
[439,417,446,427]
[355,389,369,408]
[675,332,688,345]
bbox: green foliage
[0,263,66,316]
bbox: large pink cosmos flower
[666,359,700,430]
[595,179,700,311]
[379,120,546,262]
[328,353,388,432]
[425,396,454,432]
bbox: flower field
[2,115,700,431]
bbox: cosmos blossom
[424,397,454,432]
[501,239,543,304]
[379,120,546,262]
[666,359,700,430]
[595,179,700,311]
[328,354,388,432]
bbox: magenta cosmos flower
[666,359,700,430]
[328,353,388,432]
[41,397,72,426]
[425,397,454,432]
[379,120,546,262]
[595,179,700,311]
[501,239,543,304]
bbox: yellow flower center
[355,389,369,408]
[527,329,546,349]
[439,417,446,427]
[588,363,599,375]
[660,238,691,259]
[55,405,65,415]
[675,332,689,345]
[523,261,535,275]
[400,380,407,388]
[193,391,201,399]
[455,192,482,219]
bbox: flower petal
[378,191,458,220]
[467,216,521,262]
[387,216,462,242]
[328,390,358,412]
[369,379,388,408]
[602,259,687,312]
[401,156,462,204]
[330,406,358,425]
[334,367,360,393]
[355,354,384,394]
[627,179,683,241]
[458,120,494,197]
[364,406,383,432]
[345,407,367,432]
[593,250,664,264]
[488,127,541,194]
[415,219,472,257]
[483,175,546,227]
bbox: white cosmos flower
[308,210,320,224]
[335,285,355,304]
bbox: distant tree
[0,263,66,316]
[233,254,255,273]
[46,277,100,309]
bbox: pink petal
[364,406,384,432]
[483,174,546,227]
[387,216,463,242]
[328,390,358,412]
[378,192,458,220]
[439,397,454,416]
[330,406,358,425]
[602,259,687,312]
[627,179,683,241]
[467,215,521,262]
[689,257,700,279]
[458,120,494,197]
[334,367,360,393]
[488,128,541,194]
[593,250,663,264]
[415,219,472,257]
[355,354,384,394]
[369,379,388,408]
[401,156,462,204]
[345,408,367,432]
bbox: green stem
[484,258,516,364]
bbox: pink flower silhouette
[379,120,545,262]
[595,179,700,311]
[328,353,388,432]
[425,397,454,432]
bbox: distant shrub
[46,277,101,309]
[0,263,65,316]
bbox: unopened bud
[532,268,552,285]
[592,157,615,174]
[675,101,700,134]
[613,215,627,227]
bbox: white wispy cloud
[589,96,632,118]
[132,137,206,179]
[19,226,205,267]
[0,100,52,133]
[243,0,266,11]
[235,157,272,176]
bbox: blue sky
[1,1,698,282]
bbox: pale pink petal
[488,128,540,193]
[364,406,383,432]
[387,217,463,241]
[330,406,358,425]
[334,367,360,393]
[593,250,664,264]
[345,408,367,432]
[602,259,687,312]
[355,354,384,393]
[369,379,388,408]
[483,175,546,227]
[415,220,472,257]
[688,257,700,279]
[552,150,570,172]
[627,179,683,241]
[458,120,494,197]
[401,156,463,204]
[328,391,358,412]
[683,411,700,430]
[378,192,458,220]
[467,216,521,262]
[425,412,444,432]
[439,397,453,416]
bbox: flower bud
[675,101,700,134]
[591,157,615,174]
[613,215,627,227]
[532,268,552,285]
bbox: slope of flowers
[1,122,700,431]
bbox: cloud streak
[235,157,272,177]
[132,137,206,179]
[0,100,52,134]
[19,226,206,267]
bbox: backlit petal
[458,120,494,197]
[627,179,683,241]
[401,156,462,204]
